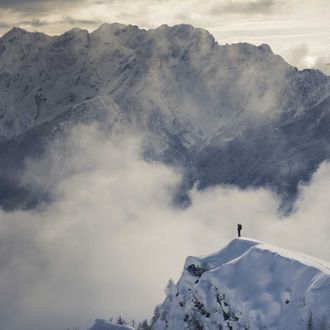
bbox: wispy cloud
[0,22,11,28]
[215,0,281,15]
[17,18,50,27]
[0,0,86,13]
[285,43,330,75]
[61,16,102,26]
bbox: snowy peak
[153,239,330,330]
[183,238,259,274]
[89,319,134,330]
[258,43,273,53]
[91,23,147,47]
[185,238,330,274]
[0,26,50,45]
[151,23,216,45]
[2,27,28,38]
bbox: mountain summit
[152,238,330,330]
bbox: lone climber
[237,224,242,237]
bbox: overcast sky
[0,0,329,73]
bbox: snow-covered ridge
[89,319,134,330]
[186,238,330,275]
[153,238,330,330]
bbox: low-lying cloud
[285,43,330,75]
[0,122,330,330]
[0,0,87,14]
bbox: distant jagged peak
[152,23,196,34]
[3,26,29,37]
[90,22,147,48]
[53,27,90,46]
[152,23,207,35]
[92,22,145,37]
[225,41,274,56]
[150,23,216,45]
[0,26,50,43]
[0,24,288,63]
[63,27,89,36]
[258,42,273,53]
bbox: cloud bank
[0,122,329,330]
[285,43,330,75]
[221,0,279,15]
[0,0,87,13]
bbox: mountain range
[0,23,330,211]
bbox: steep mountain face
[152,238,330,330]
[0,23,330,210]
[193,95,330,209]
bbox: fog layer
[0,123,329,330]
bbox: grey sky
[221,0,279,14]
[0,0,329,73]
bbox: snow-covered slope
[152,238,330,330]
[89,319,134,330]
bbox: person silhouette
[237,224,242,237]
